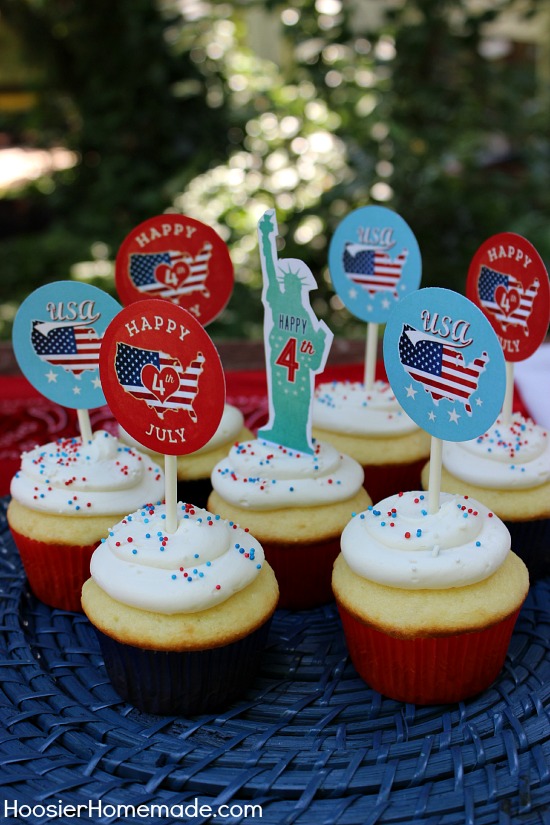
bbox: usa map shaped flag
[343,243,408,297]
[478,265,539,334]
[398,324,489,415]
[128,243,213,301]
[31,320,102,376]
[114,343,205,421]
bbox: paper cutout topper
[12,281,121,410]
[115,214,234,326]
[383,287,506,442]
[466,232,550,362]
[100,300,225,455]
[257,210,333,455]
[328,205,422,323]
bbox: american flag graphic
[31,321,102,376]
[128,243,212,300]
[398,324,489,415]
[343,243,408,297]
[114,343,205,421]
[478,265,539,333]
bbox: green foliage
[1,0,549,341]
[0,0,229,334]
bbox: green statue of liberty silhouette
[257,209,333,454]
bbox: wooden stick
[428,436,443,515]
[164,454,178,534]
[364,322,378,390]
[501,360,514,426]
[77,408,93,443]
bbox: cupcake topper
[100,300,225,532]
[466,232,550,425]
[329,206,422,389]
[12,281,121,443]
[257,209,333,455]
[384,287,506,514]
[115,214,234,325]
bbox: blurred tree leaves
[0,0,549,341]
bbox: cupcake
[7,430,164,611]
[81,501,278,715]
[312,379,430,502]
[333,491,529,705]
[421,412,550,580]
[118,404,252,508]
[208,437,370,609]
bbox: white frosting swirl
[313,380,418,436]
[443,413,550,489]
[10,430,164,516]
[90,502,264,613]
[118,403,245,456]
[341,491,510,589]
[211,438,364,510]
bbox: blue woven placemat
[1,495,549,825]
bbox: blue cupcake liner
[505,516,550,582]
[94,618,272,716]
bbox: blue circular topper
[328,205,422,323]
[13,281,121,409]
[383,287,506,442]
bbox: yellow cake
[312,380,430,502]
[421,413,550,579]
[8,430,164,611]
[333,490,529,704]
[81,500,279,714]
[208,436,370,609]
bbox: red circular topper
[466,232,550,362]
[100,300,226,455]
[115,214,234,326]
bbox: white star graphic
[428,410,436,421]
[405,384,417,399]
[448,408,460,424]
[92,375,102,389]
[381,298,390,309]
[45,369,57,383]
[349,288,358,300]
[73,386,82,396]
[475,397,483,406]
[366,304,373,312]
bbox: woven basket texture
[1,496,549,825]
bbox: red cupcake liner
[261,536,341,610]
[337,602,522,705]
[362,457,427,504]
[9,527,97,612]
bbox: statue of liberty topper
[257,209,333,455]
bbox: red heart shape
[494,284,521,317]
[155,260,191,290]
[141,364,180,404]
